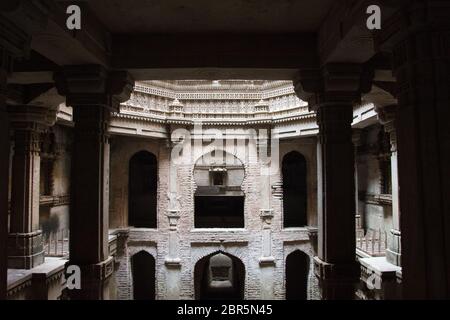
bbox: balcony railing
[43,229,120,258]
[356,228,387,257]
[44,229,69,257]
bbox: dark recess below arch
[128,151,157,228]
[131,251,155,300]
[286,250,309,300]
[194,251,245,300]
[282,151,307,227]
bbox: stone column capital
[54,65,135,111]
[294,63,374,109]
[7,104,57,130]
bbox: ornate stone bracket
[166,209,181,231]
[260,209,274,229]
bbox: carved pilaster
[375,105,400,267]
[259,209,275,299]
[165,208,181,299]
[259,209,275,266]
[352,129,364,229]
[165,209,181,267]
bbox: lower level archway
[194,251,245,300]
[285,250,309,300]
[131,251,156,300]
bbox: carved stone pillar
[0,0,49,298]
[352,129,364,230]
[0,11,32,298]
[294,63,373,299]
[7,105,55,269]
[376,105,401,267]
[376,1,450,299]
[54,65,134,300]
[0,50,10,300]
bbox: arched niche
[194,251,245,300]
[193,150,245,228]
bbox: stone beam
[0,1,111,69]
[8,50,57,85]
[30,1,110,67]
[112,34,318,80]
[317,0,402,65]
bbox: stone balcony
[7,231,122,300]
